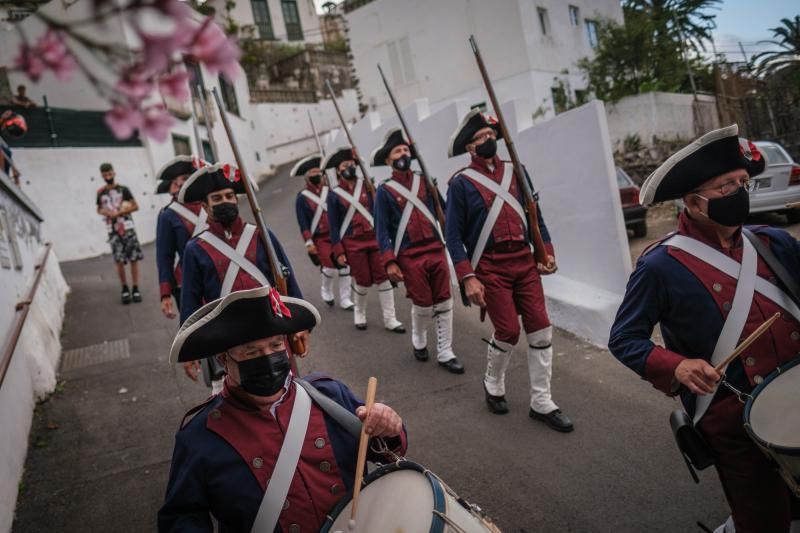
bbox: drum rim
[318,459,448,533]
[743,356,800,455]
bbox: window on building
[537,7,550,35]
[386,37,416,85]
[202,141,215,163]
[281,0,304,41]
[575,89,588,105]
[218,74,240,116]
[172,134,192,156]
[569,5,580,26]
[586,19,599,48]
[251,0,275,40]
[551,86,567,114]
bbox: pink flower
[134,1,196,75]
[190,19,241,80]
[14,45,45,82]
[158,70,191,101]
[115,70,154,102]
[105,103,143,140]
[141,104,175,142]
[36,30,77,81]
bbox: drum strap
[251,382,312,533]
[742,228,800,306]
[296,379,361,437]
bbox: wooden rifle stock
[324,80,376,199]
[468,35,549,267]
[210,89,306,358]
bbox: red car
[617,167,648,237]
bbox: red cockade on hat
[222,164,242,183]
[739,139,762,163]
[482,113,497,125]
[269,288,292,319]
[192,157,206,170]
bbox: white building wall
[208,0,322,43]
[322,97,629,346]
[346,0,622,120]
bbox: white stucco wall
[322,96,628,346]
[346,0,622,119]
[0,175,69,533]
[605,92,721,148]
[207,0,322,43]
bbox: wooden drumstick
[349,376,377,530]
[715,312,781,373]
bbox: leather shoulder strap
[295,378,361,438]
[743,228,800,305]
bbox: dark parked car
[617,167,647,237]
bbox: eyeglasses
[471,131,497,144]
[695,177,750,197]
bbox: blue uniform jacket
[445,157,551,280]
[374,171,444,264]
[179,220,302,324]
[155,203,193,298]
[158,375,407,533]
[608,219,800,415]
[326,179,375,255]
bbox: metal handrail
[0,242,53,389]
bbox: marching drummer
[158,286,407,532]
[609,125,800,532]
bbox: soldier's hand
[336,254,348,267]
[161,296,176,319]
[463,276,486,307]
[293,330,310,358]
[386,262,404,283]
[183,361,201,382]
[537,255,557,275]
[356,403,403,438]
[306,243,318,256]
[674,358,720,395]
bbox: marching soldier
[292,154,354,310]
[154,156,208,320]
[324,146,405,333]
[445,110,573,432]
[372,128,464,374]
[609,125,800,532]
[158,286,407,532]
[178,163,304,394]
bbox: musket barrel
[325,80,375,197]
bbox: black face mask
[212,202,238,226]
[699,186,750,227]
[308,174,322,186]
[475,137,497,159]
[392,155,411,172]
[103,177,114,185]
[233,350,291,397]
[340,166,357,181]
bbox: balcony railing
[250,88,317,104]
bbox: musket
[377,63,470,306]
[308,110,325,158]
[324,80,376,199]
[211,88,306,360]
[468,35,551,268]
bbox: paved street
[13,165,741,532]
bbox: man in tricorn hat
[154,156,208,321]
[158,286,407,532]
[609,125,800,532]
[292,154,354,310]
[324,146,405,333]
[178,163,304,394]
[372,127,464,374]
[445,109,572,433]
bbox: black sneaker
[132,286,142,303]
[121,286,132,305]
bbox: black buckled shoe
[413,347,429,362]
[355,323,367,330]
[483,384,508,414]
[340,303,354,311]
[437,357,464,374]
[386,324,406,334]
[529,408,574,433]
[323,299,335,307]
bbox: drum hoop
[318,460,449,533]
[742,356,800,456]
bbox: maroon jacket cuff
[159,281,174,299]
[644,346,685,395]
[380,249,397,268]
[454,259,474,281]
[301,229,312,241]
[545,242,555,258]
[332,241,345,257]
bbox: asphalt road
[13,164,738,532]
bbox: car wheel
[633,222,647,238]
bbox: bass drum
[320,460,501,533]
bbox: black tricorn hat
[169,286,321,362]
[322,146,356,171]
[448,109,503,158]
[369,127,417,167]
[155,156,207,194]
[639,124,766,206]
[290,154,323,177]
[178,163,246,203]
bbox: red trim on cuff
[302,230,312,241]
[160,281,174,299]
[454,259,474,281]
[644,346,686,395]
[380,249,397,267]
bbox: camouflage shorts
[108,231,143,264]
